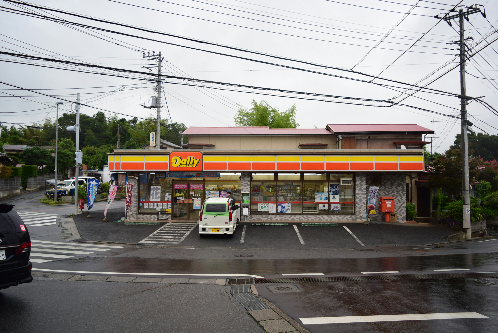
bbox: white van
[199,197,239,236]
[62,176,98,196]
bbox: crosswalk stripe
[17,211,58,227]
[31,240,123,249]
[139,222,197,245]
[29,239,124,264]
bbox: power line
[0,2,462,99]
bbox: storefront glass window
[303,182,329,214]
[250,181,276,213]
[277,173,300,181]
[277,182,302,213]
[330,173,355,215]
[252,173,274,181]
[138,173,172,215]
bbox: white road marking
[282,273,324,276]
[361,271,399,274]
[434,268,470,272]
[17,211,58,227]
[34,249,93,255]
[293,225,305,245]
[31,240,123,248]
[343,226,365,247]
[139,222,197,245]
[300,312,488,325]
[30,253,73,259]
[31,258,53,263]
[32,268,264,278]
[240,225,246,244]
[33,244,115,252]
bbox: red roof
[326,124,433,134]
[183,127,330,135]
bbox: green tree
[21,146,51,172]
[234,100,298,128]
[82,145,113,170]
[452,132,498,161]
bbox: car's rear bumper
[199,225,236,235]
[0,260,32,290]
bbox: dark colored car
[0,204,32,290]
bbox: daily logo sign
[170,152,203,171]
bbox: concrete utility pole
[75,93,81,215]
[142,51,163,150]
[55,102,63,201]
[436,5,485,239]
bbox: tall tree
[234,100,298,128]
[451,132,498,161]
[20,146,51,172]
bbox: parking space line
[293,225,305,245]
[343,226,365,247]
[300,312,488,325]
[361,271,399,274]
[434,268,470,272]
[282,273,324,276]
[240,225,246,244]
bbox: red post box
[380,197,395,222]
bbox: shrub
[11,167,21,178]
[442,198,488,222]
[100,182,110,193]
[20,165,37,189]
[0,166,13,178]
[78,184,87,202]
[406,202,417,221]
[483,192,498,216]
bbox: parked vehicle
[199,197,239,236]
[44,179,67,199]
[62,176,100,195]
[0,204,32,290]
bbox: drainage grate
[252,272,498,284]
[230,284,270,311]
[228,278,255,285]
[267,284,301,293]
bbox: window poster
[268,203,276,214]
[330,184,340,202]
[144,203,149,209]
[150,186,161,201]
[315,192,328,203]
[206,191,219,199]
[319,204,328,210]
[331,203,341,211]
[258,203,269,212]
[277,203,291,213]
[164,193,171,201]
[193,198,201,210]
[220,191,227,198]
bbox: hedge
[21,165,37,189]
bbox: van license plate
[0,250,6,260]
[211,228,220,233]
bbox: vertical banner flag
[126,183,133,212]
[367,186,379,215]
[87,179,100,211]
[104,185,118,219]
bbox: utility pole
[117,123,120,149]
[142,51,163,150]
[436,5,485,239]
[75,93,81,215]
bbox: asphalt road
[3,190,498,333]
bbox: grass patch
[39,198,66,205]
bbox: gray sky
[1,0,497,153]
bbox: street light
[55,102,63,201]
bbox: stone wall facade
[0,177,21,199]
[26,173,55,191]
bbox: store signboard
[174,184,187,189]
[170,152,202,171]
[190,184,204,190]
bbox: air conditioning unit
[340,178,352,186]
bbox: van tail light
[16,242,31,254]
[229,210,232,222]
[199,211,203,221]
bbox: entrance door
[172,182,204,220]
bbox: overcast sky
[0,0,496,153]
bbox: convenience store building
[108,124,432,223]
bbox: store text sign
[170,152,203,171]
